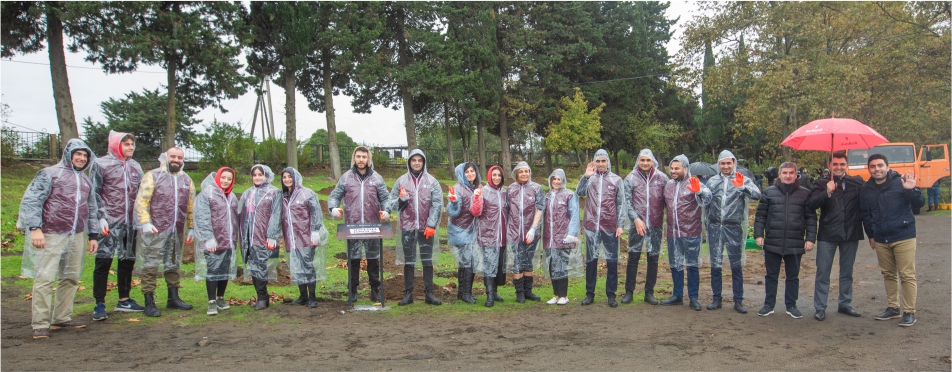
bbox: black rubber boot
[523,276,541,301]
[423,266,442,305]
[514,277,526,303]
[367,259,381,302]
[144,292,161,317]
[347,259,360,306]
[459,269,476,304]
[456,269,465,300]
[399,265,414,306]
[495,249,507,287]
[166,286,193,310]
[253,278,269,310]
[292,284,309,306]
[484,277,495,307]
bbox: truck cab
[846,143,950,213]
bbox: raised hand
[686,177,701,193]
[584,162,596,178]
[473,186,482,198]
[732,172,745,188]
[448,187,457,202]
[826,179,836,195]
[901,170,917,190]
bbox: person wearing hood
[576,149,626,307]
[280,167,330,308]
[753,162,817,319]
[539,169,581,305]
[238,164,284,310]
[472,164,508,307]
[446,162,481,304]
[662,155,712,310]
[18,139,99,339]
[704,150,761,314]
[506,161,545,303]
[389,149,443,306]
[193,167,240,315]
[859,154,924,327]
[133,147,196,317]
[328,146,390,306]
[807,151,865,321]
[88,131,145,321]
[622,149,668,305]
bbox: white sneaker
[546,297,559,305]
[557,297,569,305]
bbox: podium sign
[336,223,394,240]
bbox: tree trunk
[285,72,298,168]
[613,150,621,175]
[444,101,454,171]
[323,55,342,178]
[165,59,177,150]
[477,118,486,173]
[46,7,79,150]
[544,147,553,178]
[396,7,417,150]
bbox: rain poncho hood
[239,164,283,281]
[251,164,276,186]
[593,149,611,171]
[107,130,135,161]
[406,148,427,176]
[511,161,531,181]
[280,167,303,195]
[670,154,692,177]
[455,162,481,190]
[717,150,736,167]
[214,167,236,196]
[637,149,660,170]
[487,165,505,189]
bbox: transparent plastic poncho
[280,167,328,285]
[89,131,143,261]
[505,162,544,274]
[392,150,443,266]
[447,163,480,270]
[577,151,627,263]
[474,165,508,278]
[239,164,283,282]
[624,149,668,256]
[193,171,240,281]
[703,163,760,269]
[327,147,389,260]
[663,155,712,268]
[540,169,583,280]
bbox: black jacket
[807,175,865,242]
[754,181,818,256]
[859,170,924,243]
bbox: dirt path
[3,214,950,371]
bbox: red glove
[399,186,408,200]
[473,186,482,198]
[424,227,436,239]
[447,187,457,202]
[686,177,701,193]
[732,172,745,188]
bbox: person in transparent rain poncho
[18,139,99,339]
[280,167,329,309]
[621,149,668,306]
[389,149,443,306]
[662,155,712,311]
[133,147,196,317]
[328,146,390,306]
[193,167,240,316]
[88,131,144,321]
[534,169,581,305]
[472,165,508,307]
[576,149,627,308]
[446,162,481,304]
[506,161,545,303]
[238,165,283,310]
[704,150,760,314]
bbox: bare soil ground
[2,214,949,371]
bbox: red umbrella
[781,117,888,152]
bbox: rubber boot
[495,249,507,287]
[423,266,442,305]
[253,278,269,310]
[484,277,495,307]
[523,276,541,301]
[166,286,193,310]
[367,259,381,302]
[468,271,477,303]
[514,277,526,303]
[347,259,360,306]
[459,269,476,304]
[144,292,161,317]
[292,284,309,306]
[398,265,414,306]
[456,269,465,300]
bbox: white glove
[310,231,320,247]
[204,239,218,252]
[99,218,110,236]
[525,228,536,244]
[317,228,329,246]
[379,211,390,221]
[331,208,342,219]
[266,239,278,250]
[473,188,482,198]
[142,223,158,234]
[562,235,579,244]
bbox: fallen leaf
[78,286,86,291]
[24,294,33,300]
[127,318,140,322]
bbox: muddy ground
[2,214,949,371]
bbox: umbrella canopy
[735,166,755,180]
[781,118,888,152]
[688,162,717,177]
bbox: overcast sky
[0,1,696,147]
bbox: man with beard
[662,155,712,310]
[621,149,668,305]
[576,149,626,308]
[328,146,391,306]
[134,147,195,317]
[807,151,864,321]
[89,131,145,321]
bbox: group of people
[18,135,925,340]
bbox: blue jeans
[668,236,701,299]
[708,225,745,302]
[928,186,940,209]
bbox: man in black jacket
[807,152,863,321]
[754,162,817,319]
[860,154,924,327]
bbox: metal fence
[1,129,61,159]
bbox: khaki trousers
[875,238,917,313]
[31,234,85,329]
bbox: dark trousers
[764,251,802,309]
[625,252,659,294]
[551,278,569,297]
[205,280,228,301]
[813,240,858,311]
[585,260,618,298]
[93,257,135,303]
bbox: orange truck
[846,143,950,213]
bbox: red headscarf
[486,165,505,189]
[215,167,236,196]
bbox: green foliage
[255,137,287,170]
[81,89,198,160]
[304,129,357,165]
[191,120,254,173]
[545,88,604,154]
